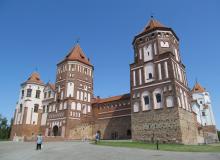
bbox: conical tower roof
[24,72,44,85]
[192,82,206,93]
[133,17,179,44]
[142,18,166,33]
[60,44,92,66]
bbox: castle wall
[131,107,182,143]
[178,108,198,144]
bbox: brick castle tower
[130,18,198,144]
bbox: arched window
[144,96,150,105]
[34,104,39,113]
[156,94,161,103]
[141,91,151,111]
[144,62,154,83]
[153,88,163,109]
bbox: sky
[0,0,219,129]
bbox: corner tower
[10,72,45,141]
[130,18,198,144]
[46,44,94,139]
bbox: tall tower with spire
[45,44,94,138]
[130,18,198,144]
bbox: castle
[10,18,218,144]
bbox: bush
[0,114,11,140]
[218,130,220,141]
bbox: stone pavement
[0,141,220,160]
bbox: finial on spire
[195,77,198,84]
[150,12,155,19]
[75,37,80,44]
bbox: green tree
[218,130,220,141]
[0,114,11,139]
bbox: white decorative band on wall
[175,80,189,92]
[131,65,143,71]
[132,80,171,90]
[98,114,131,120]
[154,58,169,64]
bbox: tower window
[21,90,24,99]
[27,89,32,97]
[149,73,153,79]
[144,96,150,105]
[19,104,23,112]
[44,92,47,99]
[35,90,41,99]
[202,112,206,116]
[34,104,39,113]
[43,105,46,113]
[156,93,162,103]
[48,91,51,98]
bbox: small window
[202,112,206,116]
[156,94,162,103]
[35,90,41,99]
[21,90,24,99]
[48,91,51,98]
[144,96,150,105]
[43,105,46,113]
[19,104,23,112]
[46,105,49,112]
[200,101,202,104]
[27,89,32,97]
[44,92,47,99]
[34,104,39,113]
[149,73,153,79]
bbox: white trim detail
[132,80,171,90]
[158,63,162,80]
[154,58,169,64]
[164,61,169,78]
[131,65,143,71]
[98,114,131,120]
[139,69,142,85]
[133,70,136,86]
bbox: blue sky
[0,0,219,129]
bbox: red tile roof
[25,72,44,85]
[64,44,92,66]
[92,94,130,104]
[192,82,206,93]
[142,18,166,33]
[133,18,179,44]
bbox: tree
[0,114,11,139]
[218,130,220,141]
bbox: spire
[142,17,166,33]
[192,82,206,93]
[133,17,179,44]
[25,72,44,85]
[64,44,92,66]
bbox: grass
[93,140,220,152]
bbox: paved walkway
[0,141,220,160]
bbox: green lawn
[94,140,220,152]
